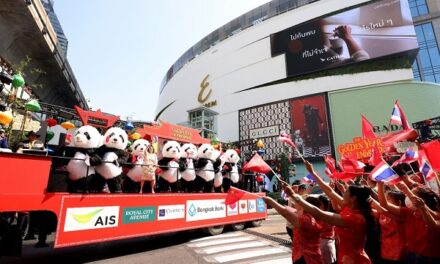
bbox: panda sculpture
[195,143,216,193]
[180,143,198,193]
[123,139,150,193]
[158,140,183,192]
[93,127,128,193]
[66,125,102,193]
[213,150,226,193]
[222,149,241,192]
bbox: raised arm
[305,161,344,209]
[377,181,402,216]
[411,196,440,232]
[262,197,300,228]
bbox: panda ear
[163,140,168,144]
[181,143,185,147]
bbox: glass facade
[409,0,429,17]
[189,108,218,138]
[412,23,440,82]
[42,0,69,56]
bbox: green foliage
[277,149,290,182]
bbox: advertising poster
[271,0,418,78]
[290,94,331,159]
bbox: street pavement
[1,210,291,264]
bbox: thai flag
[370,161,400,184]
[392,148,419,167]
[419,157,435,181]
[281,190,288,201]
[301,174,315,184]
[389,100,411,129]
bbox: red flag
[368,144,383,166]
[422,140,440,171]
[242,153,272,174]
[324,154,337,173]
[361,114,376,139]
[339,155,365,174]
[332,172,359,182]
[225,187,246,205]
[278,131,296,148]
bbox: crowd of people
[264,160,440,264]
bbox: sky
[53,0,270,121]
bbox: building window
[409,0,429,17]
[188,108,218,138]
[413,23,440,82]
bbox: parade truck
[0,105,266,256]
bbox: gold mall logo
[197,74,217,108]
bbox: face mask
[405,196,414,209]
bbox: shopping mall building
[156,0,440,176]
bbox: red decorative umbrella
[242,153,272,174]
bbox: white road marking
[189,233,243,243]
[251,257,292,264]
[196,241,270,254]
[189,236,254,248]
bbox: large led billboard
[271,0,418,78]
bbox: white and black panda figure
[221,149,241,192]
[66,125,102,193]
[194,144,216,193]
[179,143,198,193]
[158,140,183,192]
[213,150,226,193]
[93,127,128,193]
[123,139,150,193]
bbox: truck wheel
[230,223,245,231]
[204,225,224,236]
[248,220,263,227]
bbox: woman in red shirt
[282,161,377,264]
[263,195,322,264]
[378,181,440,263]
[318,195,336,264]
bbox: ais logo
[64,206,119,232]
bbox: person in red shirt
[378,181,440,264]
[373,189,407,264]
[282,161,377,264]
[263,195,322,264]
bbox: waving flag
[325,167,334,179]
[421,140,440,171]
[301,174,315,184]
[361,114,376,139]
[370,161,400,184]
[418,156,436,182]
[368,145,383,166]
[339,155,365,174]
[392,148,419,167]
[225,187,246,205]
[324,155,337,173]
[389,100,411,130]
[278,131,296,148]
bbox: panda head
[198,144,215,161]
[73,125,102,149]
[103,127,128,150]
[181,143,197,159]
[131,139,150,156]
[161,140,181,159]
[224,149,240,164]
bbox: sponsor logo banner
[227,202,238,216]
[64,206,119,232]
[257,198,266,213]
[186,199,226,222]
[239,200,248,214]
[248,200,257,213]
[158,205,185,221]
[122,206,156,224]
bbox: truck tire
[230,223,245,231]
[204,225,224,236]
[248,220,263,227]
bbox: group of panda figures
[65,125,241,194]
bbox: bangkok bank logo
[64,206,119,232]
[188,204,197,217]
